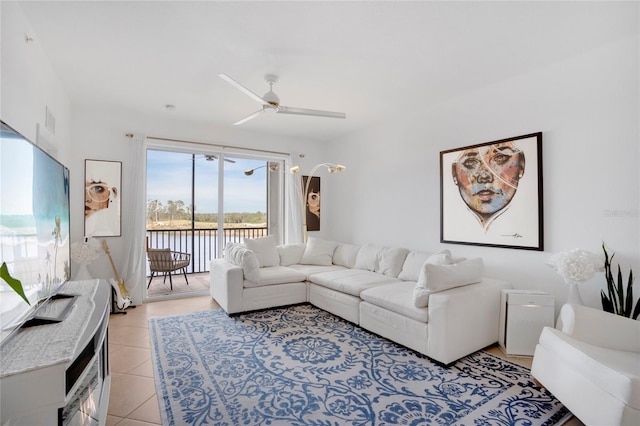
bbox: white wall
[0,2,72,165]
[325,34,640,313]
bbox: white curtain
[285,157,304,244]
[120,133,147,305]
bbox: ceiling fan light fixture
[262,89,280,107]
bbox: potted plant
[601,243,639,320]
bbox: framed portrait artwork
[84,159,122,237]
[440,132,543,250]
[302,175,321,232]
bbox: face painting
[85,180,114,218]
[452,142,525,226]
[307,190,320,218]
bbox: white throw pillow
[300,237,338,266]
[426,250,454,266]
[244,235,280,267]
[223,242,240,264]
[224,243,260,279]
[378,247,410,277]
[398,250,453,281]
[333,243,361,268]
[354,244,383,271]
[413,258,484,308]
[277,244,306,266]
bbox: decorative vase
[566,281,584,305]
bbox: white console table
[0,279,111,425]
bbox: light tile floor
[107,295,582,425]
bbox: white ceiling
[17,1,638,142]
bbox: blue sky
[1,138,33,215]
[146,150,267,213]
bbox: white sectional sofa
[210,236,511,365]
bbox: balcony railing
[146,227,268,274]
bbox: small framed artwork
[84,159,122,237]
[303,175,320,232]
[440,132,543,250]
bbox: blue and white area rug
[149,304,569,425]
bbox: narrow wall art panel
[440,132,543,250]
[303,175,321,232]
[84,159,122,237]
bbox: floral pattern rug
[149,304,569,425]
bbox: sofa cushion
[398,251,431,281]
[224,243,260,278]
[308,269,401,297]
[398,249,453,281]
[360,281,429,323]
[413,258,484,308]
[300,237,338,266]
[289,264,347,279]
[278,244,306,266]
[354,244,384,272]
[244,235,280,267]
[379,247,410,277]
[333,243,361,268]
[243,266,307,288]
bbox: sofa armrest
[210,259,244,314]
[558,304,640,352]
[427,278,510,364]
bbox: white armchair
[531,304,640,426]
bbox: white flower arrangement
[71,237,103,264]
[547,248,603,284]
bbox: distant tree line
[146,199,266,225]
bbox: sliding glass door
[146,149,277,286]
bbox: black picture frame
[440,132,543,250]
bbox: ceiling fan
[192,154,236,163]
[219,73,346,126]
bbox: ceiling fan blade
[219,74,268,106]
[276,105,346,119]
[233,109,265,126]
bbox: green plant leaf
[603,243,619,314]
[0,262,30,306]
[625,272,633,317]
[632,298,640,320]
[601,243,637,318]
[601,290,614,314]
[617,265,624,314]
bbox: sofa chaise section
[359,277,509,366]
[209,260,309,314]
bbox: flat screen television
[0,120,71,344]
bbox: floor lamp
[290,163,346,242]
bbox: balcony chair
[147,248,191,291]
[531,304,640,426]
